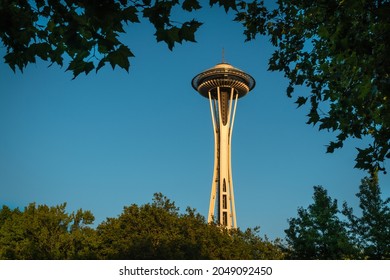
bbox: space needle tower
[192,60,255,229]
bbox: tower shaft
[208,87,238,229]
[192,61,255,230]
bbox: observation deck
[191,62,256,99]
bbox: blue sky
[1,4,389,240]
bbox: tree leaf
[182,0,201,11]
[179,20,202,42]
[209,0,237,12]
[122,6,140,23]
[107,45,133,72]
[66,60,94,79]
[295,96,307,108]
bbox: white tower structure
[192,62,255,229]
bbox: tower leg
[207,87,238,229]
[208,92,218,224]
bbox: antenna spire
[222,48,225,63]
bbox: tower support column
[208,87,238,229]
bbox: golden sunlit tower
[191,61,255,229]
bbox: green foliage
[0,203,97,259]
[236,0,390,174]
[343,175,390,259]
[97,193,284,259]
[285,186,357,259]
[286,178,390,259]
[0,194,284,260]
[2,188,388,260]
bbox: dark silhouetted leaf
[182,0,201,11]
[295,96,307,108]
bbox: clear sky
[1,5,389,240]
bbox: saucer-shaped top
[192,62,255,99]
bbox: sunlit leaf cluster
[0,193,285,259]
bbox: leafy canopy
[0,194,284,260]
[0,203,96,259]
[343,175,390,259]
[285,186,357,259]
[236,0,390,174]
[97,193,285,259]
[0,0,204,78]
[286,175,390,259]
